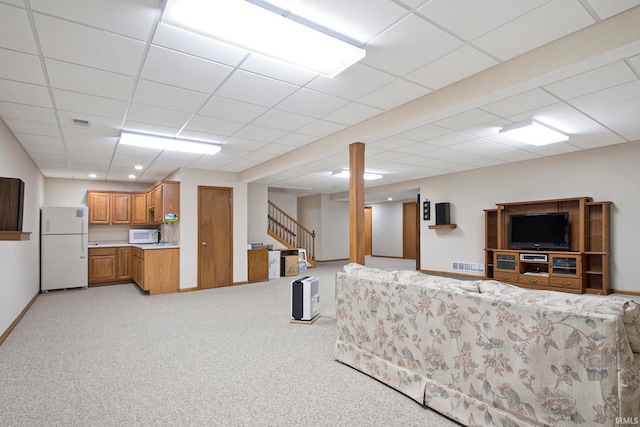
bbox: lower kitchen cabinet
[131,247,179,295]
[88,247,118,284]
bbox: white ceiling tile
[68,155,111,167]
[150,151,203,167]
[133,80,209,114]
[127,103,193,129]
[216,70,299,108]
[45,59,134,100]
[30,0,160,40]
[141,46,234,93]
[482,89,560,118]
[58,112,122,133]
[240,54,318,86]
[584,0,640,20]
[323,102,384,126]
[273,133,317,148]
[53,89,128,119]
[251,109,314,132]
[0,102,56,124]
[568,80,640,112]
[424,132,477,147]
[152,23,248,66]
[0,49,45,85]
[357,79,431,110]
[0,80,51,108]
[398,124,450,142]
[232,125,288,143]
[199,96,268,123]
[363,14,463,76]
[475,0,595,61]
[276,88,350,118]
[34,14,146,76]
[222,137,269,152]
[306,63,395,100]
[4,118,60,137]
[123,121,182,137]
[0,4,38,54]
[288,0,408,44]
[434,110,502,131]
[184,115,245,137]
[295,120,347,138]
[544,61,637,100]
[405,45,498,90]
[366,136,415,150]
[418,0,549,41]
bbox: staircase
[268,201,315,268]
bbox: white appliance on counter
[129,229,159,244]
[41,207,88,291]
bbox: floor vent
[451,261,484,273]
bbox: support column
[349,142,365,265]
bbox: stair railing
[268,201,315,265]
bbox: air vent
[72,118,90,127]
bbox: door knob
[201,241,207,246]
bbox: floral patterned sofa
[334,263,640,426]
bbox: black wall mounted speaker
[435,202,450,225]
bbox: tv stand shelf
[484,197,611,295]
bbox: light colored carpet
[0,258,459,427]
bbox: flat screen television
[509,212,569,250]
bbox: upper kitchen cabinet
[147,181,180,225]
[88,191,131,225]
[131,192,147,225]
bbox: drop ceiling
[1,0,639,203]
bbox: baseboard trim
[315,258,349,263]
[0,291,39,347]
[420,269,484,280]
[179,287,199,292]
[611,289,640,297]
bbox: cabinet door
[131,193,147,224]
[117,247,131,280]
[152,187,163,223]
[88,192,110,224]
[111,193,131,224]
[88,254,117,283]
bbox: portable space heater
[291,276,320,321]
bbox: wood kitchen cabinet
[89,246,132,285]
[131,247,179,295]
[88,247,118,283]
[88,191,132,224]
[131,192,147,225]
[147,181,179,224]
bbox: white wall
[298,194,349,261]
[268,190,297,220]
[0,121,44,338]
[419,140,640,292]
[247,184,285,249]
[371,202,403,257]
[177,168,248,288]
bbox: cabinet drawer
[519,274,549,286]
[494,272,518,283]
[549,277,582,290]
[89,247,116,256]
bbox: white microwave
[129,229,159,244]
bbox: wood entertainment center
[484,197,611,294]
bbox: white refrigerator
[41,207,89,291]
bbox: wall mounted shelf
[428,224,457,230]
[0,231,31,241]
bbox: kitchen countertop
[88,242,179,250]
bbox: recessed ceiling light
[162,0,365,78]
[134,165,143,170]
[128,174,136,179]
[119,131,221,155]
[387,197,393,201]
[499,119,568,146]
[89,173,97,178]
[332,169,383,180]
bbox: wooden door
[198,186,233,289]
[364,206,372,256]
[402,202,417,259]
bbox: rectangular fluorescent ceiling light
[332,169,383,180]
[162,0,365,78]
[119,132,221,155]
[499,119,568,146]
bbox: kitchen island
[88,243,179,295]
